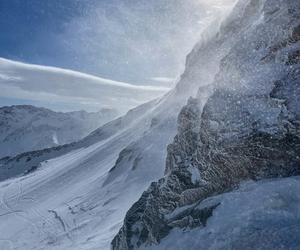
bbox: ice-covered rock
[142,176,300,250]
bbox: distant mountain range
[0,105,118,158]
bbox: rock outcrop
[112,0,300,249]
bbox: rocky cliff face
[112,0,300,249]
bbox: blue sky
[0,0,207,85]
[0,0,233,112]
[0,0,85,65]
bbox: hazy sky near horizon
[0,0,235,112]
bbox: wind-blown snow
[0,57,169,113]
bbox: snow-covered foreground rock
[0,105,118,158]
[142,176,300,250]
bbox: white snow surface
[143,176,300,250]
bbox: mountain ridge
[0,104,118,158]
[112,0,300,248]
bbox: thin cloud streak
[151,77,176,83]
[0,58,169,113]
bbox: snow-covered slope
[0,94,179,249]
[0,105,118,158]
[0,99,153,180]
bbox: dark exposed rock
[286,49,300,65]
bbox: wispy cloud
[151,77,176,84]
[0,58,169,113]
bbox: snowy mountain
[0,105,118,158]
[0,0,299,249]
[112,0,300,249]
